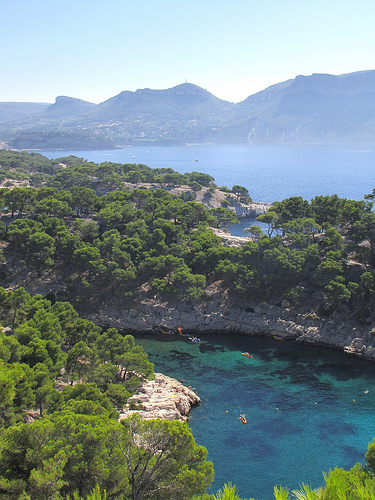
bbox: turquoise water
[132,332,375,500]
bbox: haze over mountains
[0,70,374,149]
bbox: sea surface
[132,332,375,500]
[41,143,375,204]
[40,144,375,499]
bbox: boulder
[119,373,200,422]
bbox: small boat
[239,414,248,424]
[160,327,184,335]
[242,352,252,358]
[188,335,200,342]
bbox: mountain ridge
[0,70,374,148]
[88,82,231,122]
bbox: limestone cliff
[89,295,375,362]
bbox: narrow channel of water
[132,332,375,500]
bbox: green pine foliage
[0,288,214,499]
[0,150,374,318]
[1,149,375,498]
[0,287,154,426]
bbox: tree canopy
[0,288,214,499]
[1,150,375,498]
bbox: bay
[132,332,375,500]
[39,144,375,498]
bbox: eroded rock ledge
[119,373,200,422]
[91,297,375,362]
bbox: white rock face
[211,228,251,248]
[119,373,200,422]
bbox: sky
[1,0,374,104]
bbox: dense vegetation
[0,149,219,192]
[206,466,375,500]
[1,149,375,499]
[0,287,214,499]
[0,149,374,321]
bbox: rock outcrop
[4,262,375,362]
[122,182,271,219]
[119,373,200,421]
[211,228,251,247]
[91,297,375,362]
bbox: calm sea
[42,143,375,204]
[41,144,375,499]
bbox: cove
[132,331,375,500]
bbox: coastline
[90,299,375,362]
[3,237,374,364]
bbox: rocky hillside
[122,181,270,219]
[0,152,373,363]
[4,245,375,363]
[82,281,375,362]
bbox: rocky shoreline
[4,263,375,362]
[91,297,375,362]
[119,373,200,422]
[106,298,375,422]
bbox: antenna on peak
[185,78,188,84]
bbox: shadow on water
[253,417,303,439]
[199,342,226,354]
[269,363,334,392]
[223,433,279,460]
[343,446,367,467]
[170,349,196,361]
[208,332,375,383]
[318,420,357,440]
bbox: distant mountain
[0,72,374,149]
[8,131,115,150]
[43,96,97,121]
[0,102,50,124]
[227,70,375,143]
[89,83,231,122]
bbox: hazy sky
[2,0,374,104]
